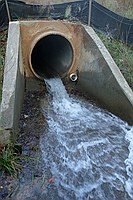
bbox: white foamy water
[40,78,133,200]
[125,127,133,199]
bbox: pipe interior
[31,34,73,79]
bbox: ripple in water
[40,78,133,200]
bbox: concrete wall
[0,20,133,144]
[77,26,133,124]
[0,22,25,144]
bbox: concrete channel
[0,20,133,144]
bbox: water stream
[40,78,133,200]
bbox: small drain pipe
[70,72,78,82]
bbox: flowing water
[40,78,133,200]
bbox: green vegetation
[97,32,133,90]
[0,143,21,177]
[0,143,37,178]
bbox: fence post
[88,0,92,26]
[5,0,11,22]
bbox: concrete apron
[0,20,133,144]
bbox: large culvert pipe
[30,34,74,79]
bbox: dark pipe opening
[31,34,73,79]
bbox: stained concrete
[0,22,25,144]
[0,20,133,144]
[77,26,133,124]
[20,20,82,79]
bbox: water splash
[40,78,133,200]
[125,127,133,199]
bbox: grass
[0,143,38,178]
[97,31,133,90]
[96,0,133,19]
[0,143,22,177]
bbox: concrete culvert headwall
[30,34,73,79]
[1,20,133,144]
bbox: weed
[0,143,22,178]
[0,142,42,179]
[97,31,133,89]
